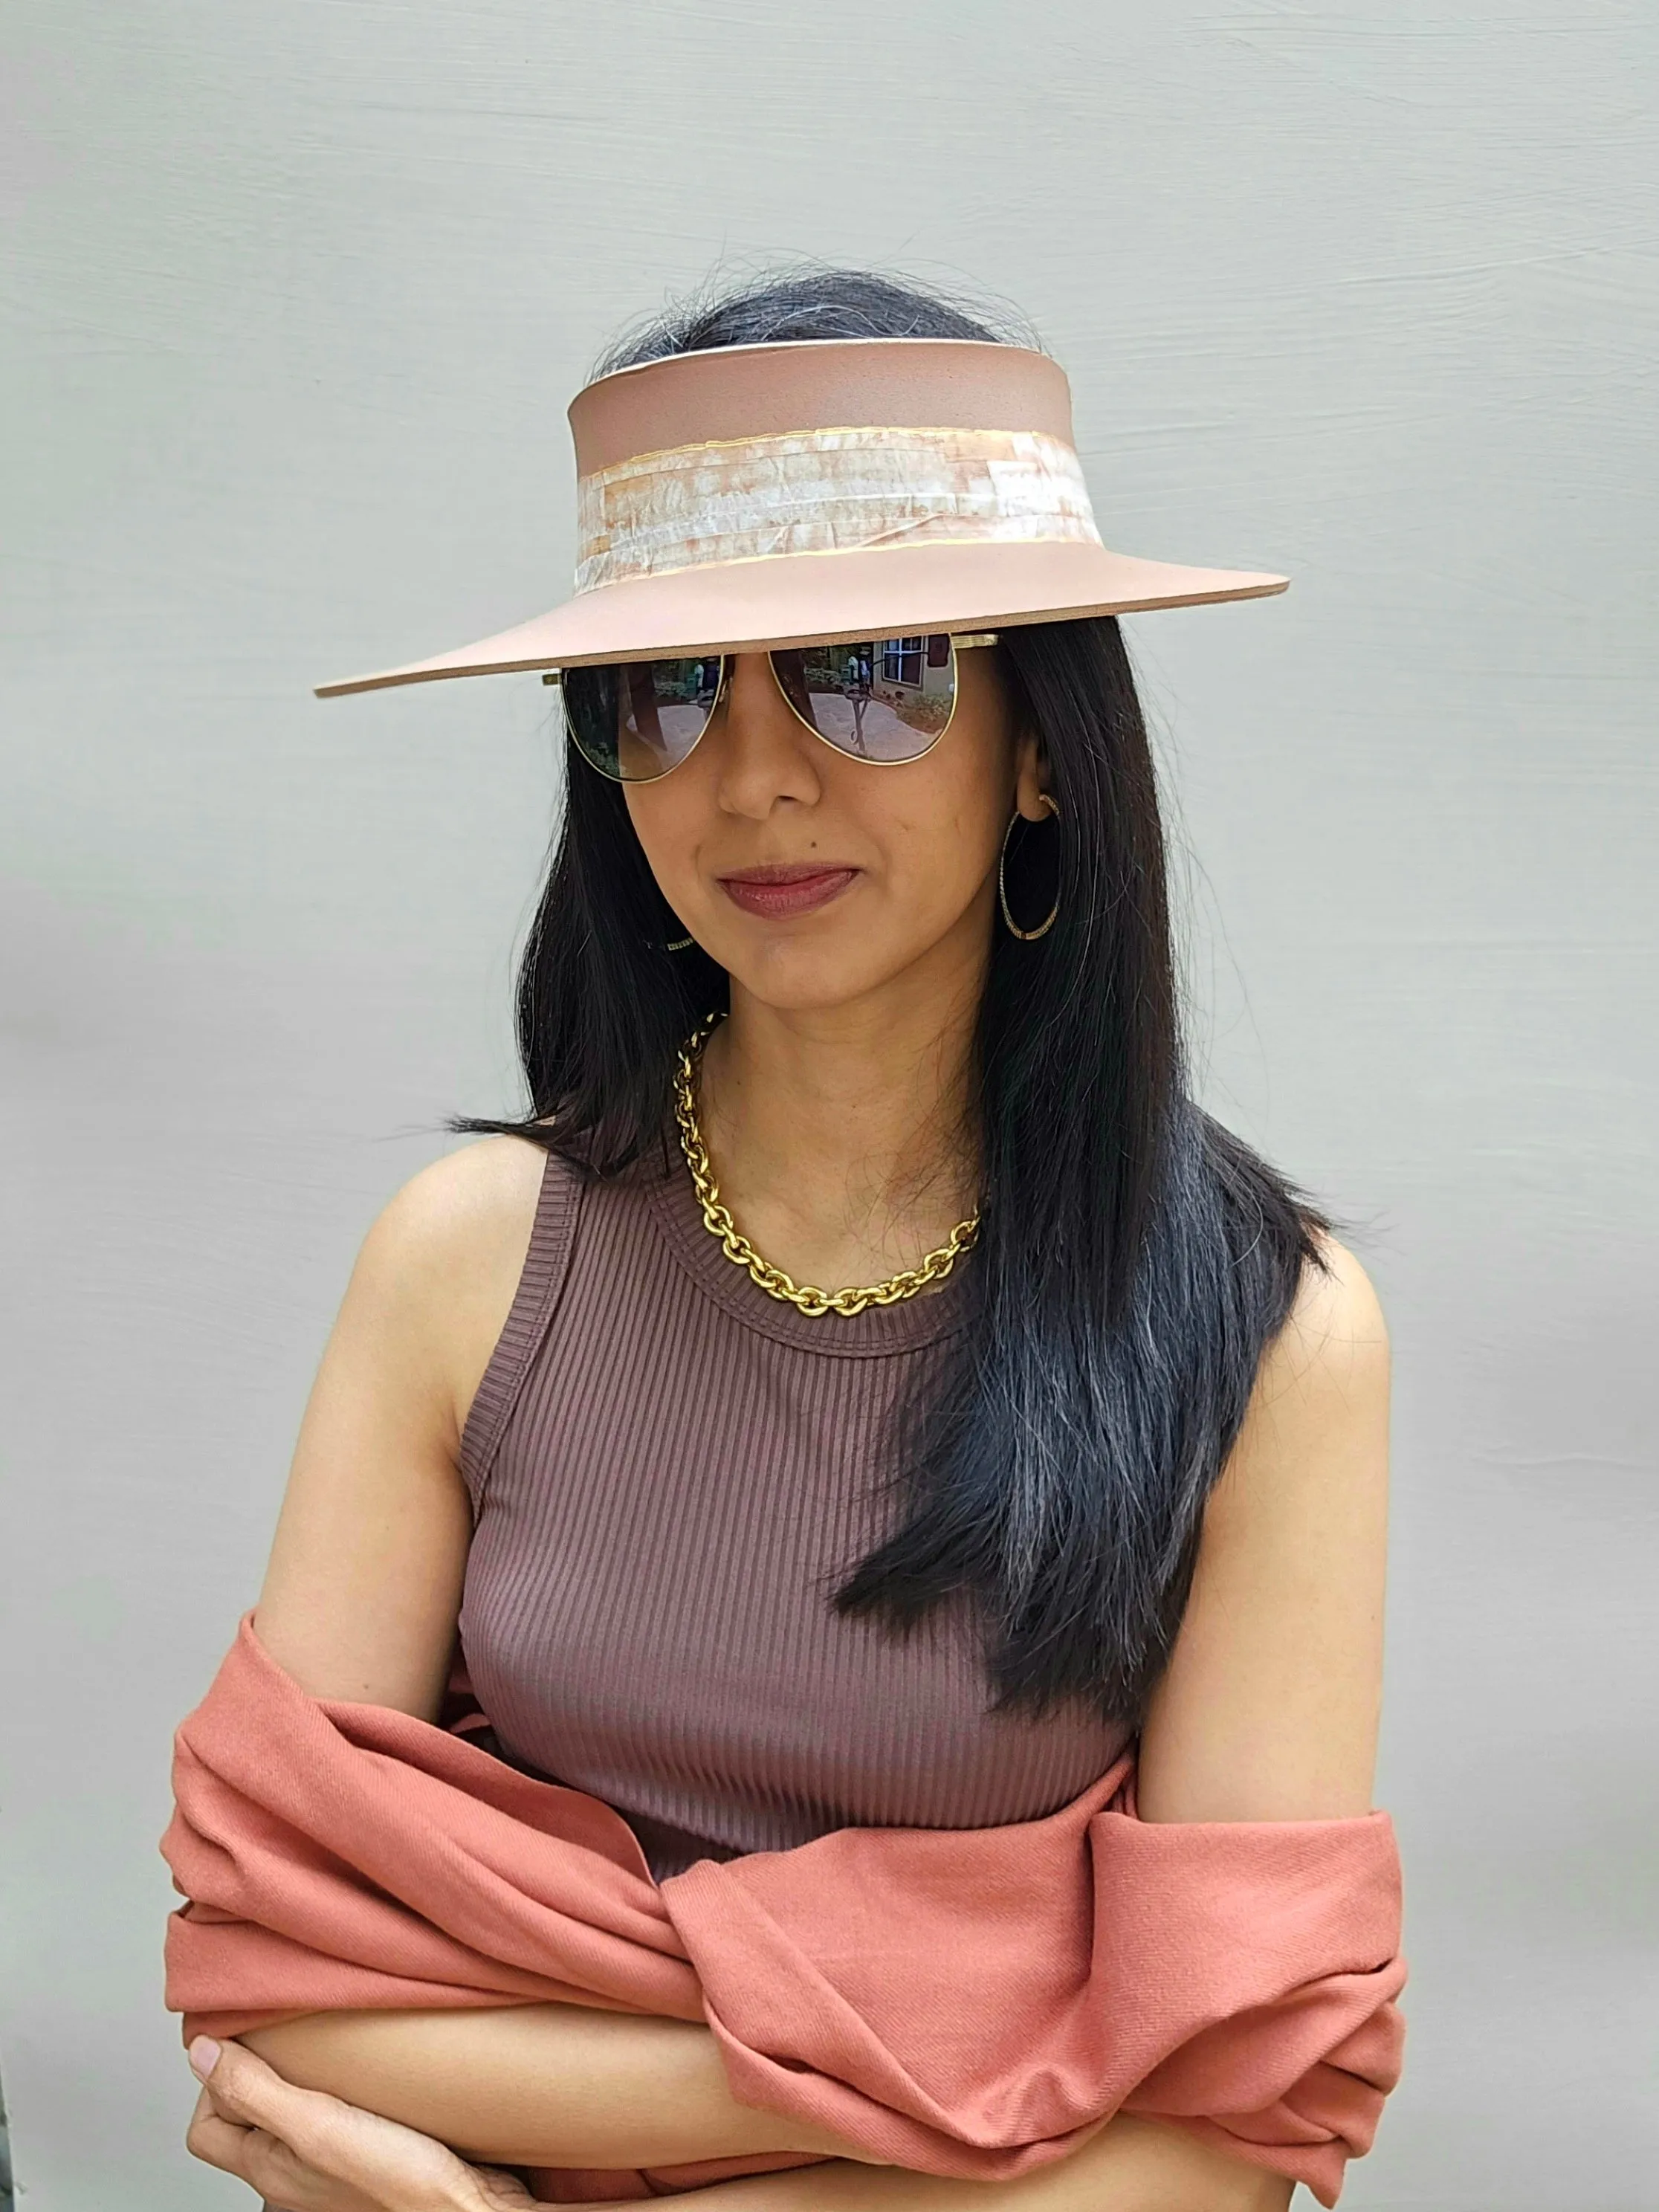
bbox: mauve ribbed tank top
[458,1147,1130,1880]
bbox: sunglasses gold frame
[544,633,1001,784]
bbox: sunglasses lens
[774,636,957,761]
[562,658,722,781]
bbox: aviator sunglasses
[545,633,1000,784]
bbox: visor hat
[316,336,1284,702]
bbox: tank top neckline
[643,1145,972,1358]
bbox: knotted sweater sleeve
[164,1620,1403,2205]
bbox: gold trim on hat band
[573,425,1102,595]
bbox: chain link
[672,1015,980,1318]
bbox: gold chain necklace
[672,1015,980,1319]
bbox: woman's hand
[184,2037,544,2212]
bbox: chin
[728,948,902,1014]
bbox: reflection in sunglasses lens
[566,638,958,780]
[564,657,722,780]
[777,637,956,760]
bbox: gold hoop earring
[998,794,1061,941]
[664,934,694,952]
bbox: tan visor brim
[314,540,1287,698]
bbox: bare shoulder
[1244,1232,1391,1453]
[375,1131,546,1241]
[255,1136,557,1707]
[1139,1234,1391,1820]
[372,1133,550,1258]
[1285,1231,1389,1365]
[339,1134,553,1439]
[355,1135,549,1309]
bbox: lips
[717,864,860,919]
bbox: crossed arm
[187,1140,1388,2208]
[190,2033,1294,2210]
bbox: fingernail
[188,2036,222,2081]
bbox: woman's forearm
[242,2011,1292,2206]
[679,2118,1293,2211]
[241,2004,861,2169]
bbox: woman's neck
[694,951,985,1293]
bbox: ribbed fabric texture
[459,1149,1129,1880]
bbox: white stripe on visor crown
[574,425,1102,595]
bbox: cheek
[881,776,1006,928]
[895,721,1012,900]
[623,783,701,905]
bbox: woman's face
[624,648,1047,1015]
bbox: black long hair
[461,270,1328,1724]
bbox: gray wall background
[3,3,1654,2206]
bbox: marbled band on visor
[574,425,1102,595]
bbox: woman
[173,272,1397,2212]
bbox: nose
[705,653,824,818]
